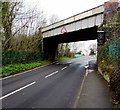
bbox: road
[1,56,96,108]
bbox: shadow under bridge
[43,26,98,61]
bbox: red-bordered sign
[61,26,68,34]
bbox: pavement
[77,62,114,108]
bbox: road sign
[61,26,67,34]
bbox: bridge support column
[43,38,58,61]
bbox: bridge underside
[43,26,98,61]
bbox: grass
[1,61,50,77]
[58,57,75,61]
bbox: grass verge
[58,57,75,61]
[1,61,50,77]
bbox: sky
[69,40,97,55]
[23,0,109,54]
[24,0,109,20]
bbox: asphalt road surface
[1,56,96,108]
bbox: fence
[2,51,44,66]
[109,39,120,63]
[109,39,120,55]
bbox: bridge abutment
[43,38,58,61]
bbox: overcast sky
[24,0,109,20]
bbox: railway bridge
[41,0,120,60]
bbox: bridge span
[41,0,119,60]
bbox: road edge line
[73,69,87,108]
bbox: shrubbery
[2,51,44,66]
[98,42,120,106]
[98,8,120,107]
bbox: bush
[98,41,120,106]
[2,51,44,66]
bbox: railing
[109,39,120,63]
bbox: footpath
[77,61,114,108]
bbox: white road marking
[85,69,94,76]
[85,65,89,69]
[0,81,36,100]
[73,72,86,108]
[86,69,89,76]
[45,71,58,78]
[61,66,68,70]
[88,70,94,72]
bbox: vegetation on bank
[1,61,50,77]
[98,42,120,107]
[98,10,120,107]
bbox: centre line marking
[0,81,36,100]
[45,71,58,78]
[61,66,68,70]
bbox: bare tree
[88,43,97,52]
[49,14,60,25]
[2,1,21,49]
[12,5,47,37]
[1,0,47,51]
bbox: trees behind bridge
[58,43,74,58]
[1,1,46,51]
